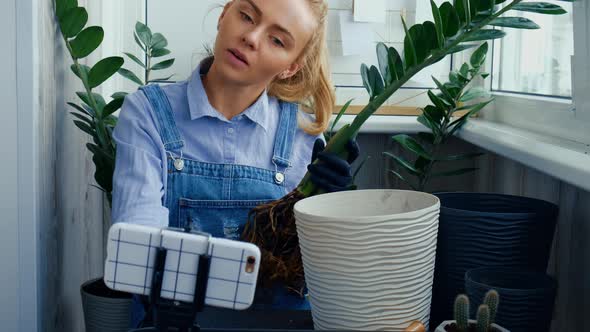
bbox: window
[490,0,574,99]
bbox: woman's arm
[111,92,169,227]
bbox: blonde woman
[112,0,359,327]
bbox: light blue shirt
[112,58,322,227]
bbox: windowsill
[331,115,590,192]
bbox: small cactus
[477,304,491,332]
[454,294,470,331]
[484,290,499,325]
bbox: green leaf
[150,33,168,49]
[428,90,451,110]
[431,0,445,48]
[437,152,485,161]
[76,92,106,113]
[118,68,144,86]
[392,134,433,160]
[89,56,124,88]
[491,17,540,29]
[124,52,146,68]
[111,92,128,99]
[389,169,417,190]
[151,59,175,70]
[423,104,445,124]
[431,167,479,178]
[331,99,353,135]
[448,43,478,54]
[402,17,418,69]
[67,102,95,117]
[148,74,175,82]
[388,47,404,82]
[361,64,372,96]
[460,87,489,102]
[460,63,470,77]
[103,98,124,117]
[432,76,456,107]
[383,152,421,175]
[70,64,90,81]
[70,111,93,126]
[377,43,391,86]
[513,2,567,15]
[73,120,95,137]
[151,48,171,57]
[70,26,104,59]
[439,2,461,38]
[448,99,493,135]
[59,7,88,38]
[470,42,489,68]
[135,21,152,47]
[464,29,506,42]
[55,0,77,20]
[369,65,385,98]
[134,32,146,51]
[421,21,440,60]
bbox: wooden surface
[334,105,471,117]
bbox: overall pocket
[178,198,273,240]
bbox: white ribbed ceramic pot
[294,190,440,331]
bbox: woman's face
[213,0,317,86]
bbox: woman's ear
[218,0,234,30]
[280,62,303,80]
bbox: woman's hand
[307,138,360,193]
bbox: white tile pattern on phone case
[104,223,260,310]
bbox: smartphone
[103,223,261,310]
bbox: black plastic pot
[429,192,558,328]
[81,277,133,332]
[465,267,557,332]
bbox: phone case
[103,223,261,310]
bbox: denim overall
[130,84,309,328]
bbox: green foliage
[300,0,570,197]
[118,22,176,85]
[55,0,174,205]
[484,289,500,325]
[452,292,501,332]
[477,305,491,332]
[455,294,470,331]
[385,43,490,191]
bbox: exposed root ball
[242,189,306,296]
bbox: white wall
[0,0,22,329]
[1,0,40,331]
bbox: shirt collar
[187,56,271,131]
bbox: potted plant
[465,267,557,332]
[436,291,509,332]
[55,0,175,330]
[243,0,568,329]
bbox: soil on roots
[242,189,307,296]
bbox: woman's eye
[272,37,284,47]
[240,12,253,23]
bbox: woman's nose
[242,28,262,50]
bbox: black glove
[307,138,360,193]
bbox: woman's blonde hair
[267,0,334,136]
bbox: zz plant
[55,0,174,205]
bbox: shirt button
[227,127,234,134]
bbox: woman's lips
[227,49,249,68]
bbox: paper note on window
[353,0,386,23]
[339,11,374,56]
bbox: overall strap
[139,84,185,151]
[272,101,299,169]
